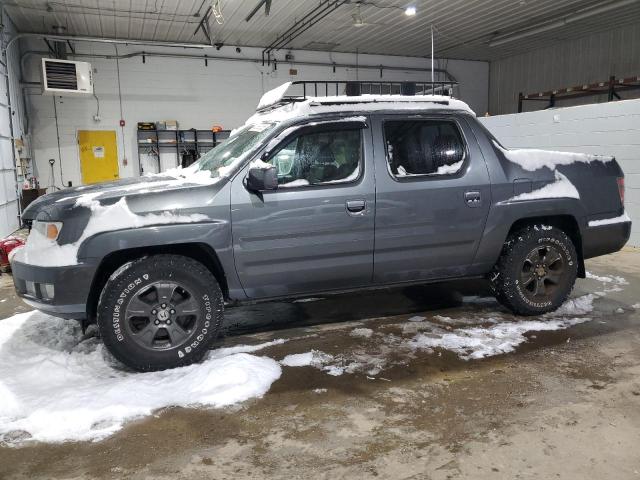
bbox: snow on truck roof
[250,81,476,124]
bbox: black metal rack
[518,75,640,112]
[258,80,459,113]
[137,128,231,175]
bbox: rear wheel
[97,254,224,371]
[490,225,578,316]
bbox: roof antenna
[431,24,435,91]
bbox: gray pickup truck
[11,81,630,371]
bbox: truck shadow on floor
[224,279,500,336]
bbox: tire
[490,225,578,316]
[97,254,224,371]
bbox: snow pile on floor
[12,196,208,267]
[280,350,333,368]
[551,294,595,316]
[586,271,628,285]
[586,271,628,295]
[408,316,590,360]
[280,347,387,376]
[282,292,601,376]
[350,328,374,338]
[0,311,282,445]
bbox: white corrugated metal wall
[0,12,25,238]
[489,22,640,115]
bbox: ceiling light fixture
[405,6,416,16]
[352,4,366,27]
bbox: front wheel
[97,254,224,371]
[490,225,578,316]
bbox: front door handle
[346,199,366,214]
[464,191,481,207]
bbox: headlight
[32,221,63,241]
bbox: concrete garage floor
[1,249,640,479]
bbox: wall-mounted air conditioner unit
[41,58,93,96]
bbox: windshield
[190,122,276,178]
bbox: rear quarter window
[384,120,466,178]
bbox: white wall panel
[489,22,640,115]
[481,98,640,246]
[22,41,488,188]
[0,15,25,238]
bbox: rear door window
[384,120,466,177]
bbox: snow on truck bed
[493,140,613,171]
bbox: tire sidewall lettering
[514,234,574,308]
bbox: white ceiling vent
[41,58,93,96]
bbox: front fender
[77,221,231,260]
[77,221,242,299]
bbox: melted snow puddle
[280,291,603,376]
[0,273,625,444]
[0,311,282,445]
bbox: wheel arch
[86,242,229,322]
[506,215,585,278]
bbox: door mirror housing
[246,164,278,192]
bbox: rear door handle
[464,191,481,207]
[346,199,366,214]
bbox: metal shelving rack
[137,128,231,175]
[518,75,640,112]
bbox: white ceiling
[5,0,640,61]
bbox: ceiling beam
[245,0,272,22]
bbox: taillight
[617,177,625,205]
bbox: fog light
[41,283,55,300]
[25,281,36,296]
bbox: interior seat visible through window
[268,126,363,187]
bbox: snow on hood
[493,140,613,172]
[0,311,283,444]
[12,195,209,267]
[23,166,218,222]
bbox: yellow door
[78,130,120,184]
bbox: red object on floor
[0,237,25,271]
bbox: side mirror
[246,164,278,192]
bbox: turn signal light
[33,220,63,241]
[46,223,60,240]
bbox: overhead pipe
[262,0,349,64]
[3,32,213,55]
[20,49,457,83]
[489,0,640,47]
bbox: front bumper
[11,260,97,319]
